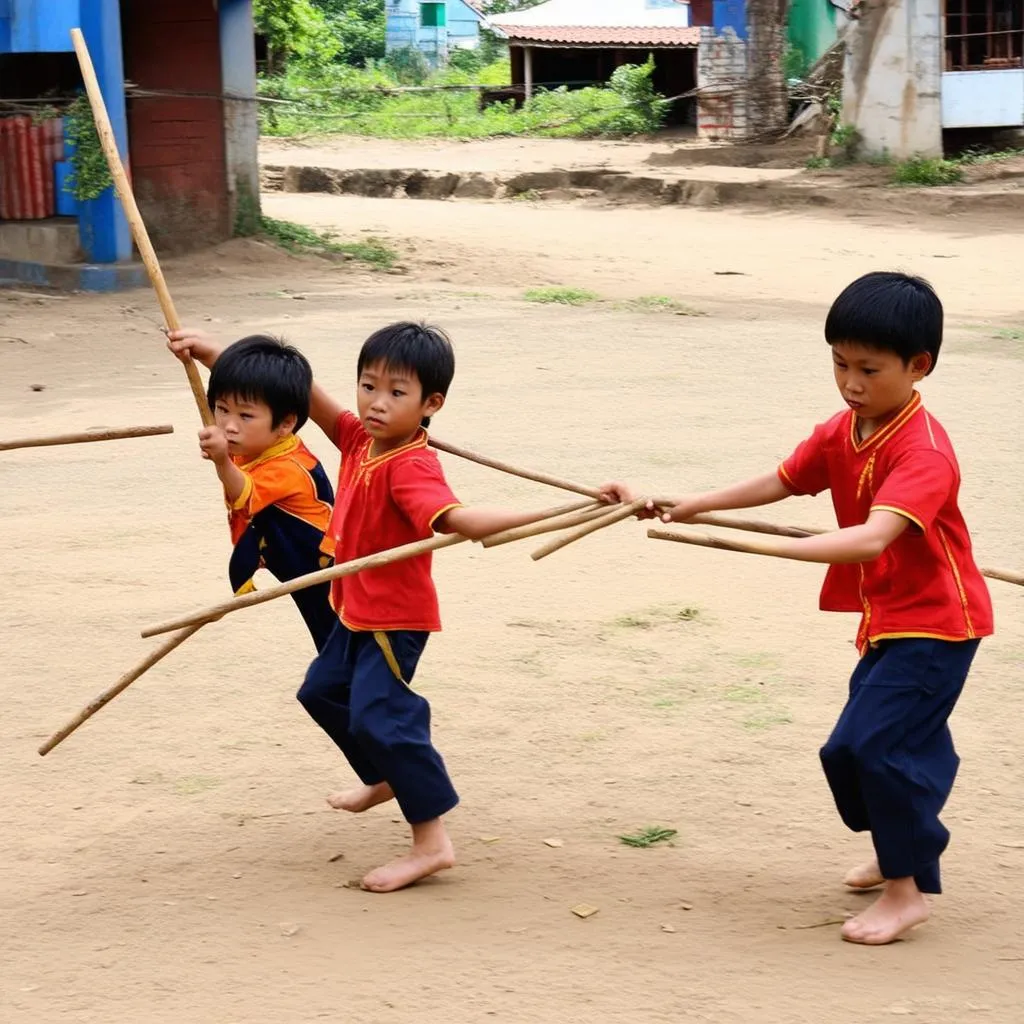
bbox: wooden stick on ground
[38,623,206,756]
[648,528,1024,588]
[70,27,213,427]
[532,498,648,562]
[1,424,174,452]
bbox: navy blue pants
[296,623,459,824]
[819,637,980,894]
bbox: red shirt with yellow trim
[228,435,332,545]
[778,391,993,652]
[324,411,461,632]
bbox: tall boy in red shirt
[606,272,993,945]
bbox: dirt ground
[2,173,1023,1024]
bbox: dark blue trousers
[819,637,980,894]
[296,623,459,824]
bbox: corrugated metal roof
[490,0,691,30]
[494,25,701,46]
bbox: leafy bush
[604,58,669,135]
[891,157,963,187]
[258,56,669,140]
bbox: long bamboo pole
[38,624,205,756]
[648,527,1024,588]
[1,425,173,451]
[70,27,213,427]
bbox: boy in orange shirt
[172,323,553,893]
[182,334,335,650]
[606,272,993,945]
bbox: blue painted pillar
[77,0,131,263]
[713,0,747,39]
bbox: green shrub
[891,157,963,187]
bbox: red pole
[27,122,46,219]
[0,118,9,220]
[12,115,30,219]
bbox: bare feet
[361,817,455,893]
[841,877,930,945]
[844,858,885,890]
[327,782,394,813]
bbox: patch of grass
[619,826,678,849]
[614,613,653,629]
[724,685,765,704]
[611,605,701,630]
[994,327,1024,341]
[621,295,708,316]
[174,775,222,795]
[805,156,831,170]
[524,286,599,306]
[259,216,398,269]
[511,188,542,202]
[742,710,794,731]
[891,157,963,187]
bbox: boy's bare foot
[841,877,929,945]
[361,818,455,893]
[327,782,394,813]
[844,858,885,890]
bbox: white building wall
[842,0,942,158]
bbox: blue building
[385,0,488,66]
[0,0,259,290]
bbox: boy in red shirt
[605,272,993,945]
[182,334,335,651]
[174,322,552,893]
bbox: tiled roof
[496,25,701,46]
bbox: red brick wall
[120,0,228,251]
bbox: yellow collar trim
[849,391,921,454]
[361,427,428,468]
[239,434,300,471]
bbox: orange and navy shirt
[324,411,462,633]
[778,391,993,653]
[226,435,336,648]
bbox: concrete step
[0,218,82,264]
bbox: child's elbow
[860,534,890,562]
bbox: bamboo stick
[38,623,206,756]
[70,27,213,427]
[1,424,173,452]
[140,498,601,639]
[143,534,466,638]
[429,437,601,500]
[480,501,606,548]
[648,528,1024,588]
[532,498,648,562]
[647,527,804,562]
[978,566,1024,588]
[428,438,833,541]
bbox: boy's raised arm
[166,328,224,369]
[309,381,347,443]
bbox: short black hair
[357,322,455,426]
[824,272,943,374]
[208,335,312,430]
